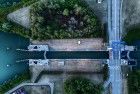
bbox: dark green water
[46,51,109,59]
[0,31,29,84]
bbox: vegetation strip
[64,76,103,94]
[0,72,30,94]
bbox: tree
[1,22,12,31]
[64,76,103,94]
[37,16,44,23]
[63,9,69,16]
[128,71,140,94]
[22,0,29,3]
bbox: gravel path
[7,7,30,29]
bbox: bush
[0,2,23,22]
[0,21,31,38]
[22,0,38,6]
[64,76,103,94]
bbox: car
[97,0,102,3]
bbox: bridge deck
[108,0,123,94]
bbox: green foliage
[127,70,140,94]
[64,76,103,94]
[1,22,12,31]
[30,0,102,40]
[123,27,140,45]
[0,21,31,38]
[0,72,30,94]
[22,0,38,6]
[0,2,23,22]
[22,0,30,3]
[102,64,109,81]
[63,9,69,16]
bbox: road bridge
[107,0,123,94]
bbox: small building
[28,45,49,51]
[124,45,135,51]
[29,59,49,66]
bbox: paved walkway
[30,59,104,82]
[31,38,105,51]
[107,0,123,94]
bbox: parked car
[97,0,102,3]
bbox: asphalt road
[108,0,123,94]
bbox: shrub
[64,76,103,94]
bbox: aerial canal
[0,31,109,84]
[2,31,140,84]
[1,0,139,86]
